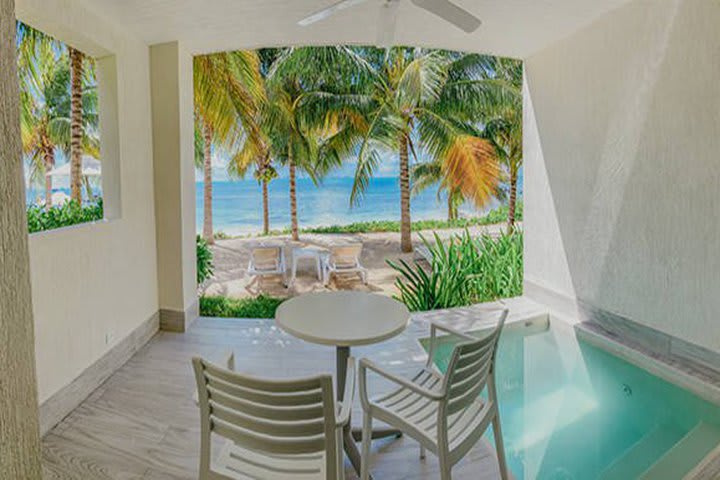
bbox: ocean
[26,175,518,237]
[196,177,502,236]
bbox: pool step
[640,422,720,480]
[600,426,685,480]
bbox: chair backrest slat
[207,386,326,421]
[210,401,326,437]
[193,357,338,478]
[204,361,321,393]
[212,417,327,455]
[206,372,324,406]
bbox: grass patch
[217,203,523,238]
[200,295,285,319]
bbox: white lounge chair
[359,309,510,480]
[247,245,287,287]
[322,244,368,286]
[192,352,356,480]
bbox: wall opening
[16,21,121,233]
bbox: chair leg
[419,445,426,460]
[492,414,510,480]
[439,456,452,480]
[336,429,345,480]
[361,412,372,480]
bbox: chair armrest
[336,357,356,427]
[359,358,444,410]
[430,321,476,342]
[424,321,475,368]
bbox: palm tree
[193,50,264,244]
[17,24,99,207]
[348,48,502,252]
[18,30,66,206]
[457,56,523,230]
[259,47,362,241]
[228,143,278,235]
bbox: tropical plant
[196,235,214,285]
[193,50,264,244]
[388,230,523,311]
[342,48,502,253]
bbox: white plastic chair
[247,245,287,287]
[192,352,356,479]
[358,309,510,480]
[322,244,367,286]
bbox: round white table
[275,291,411,478]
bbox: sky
[201,151,401,182]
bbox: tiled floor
[41,298,541,479]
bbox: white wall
[150,41,197,319]
[524,0,720,351]
[17,0,159,403]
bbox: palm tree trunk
[288,144,299,241]
[83,176,93,200]
[69,47,83,204]
[399,134,412,253]
[202,123,214,244]
[43,144,54,208]
[447,190,457,221]
[262,178,270,236]
[507,166,518,233]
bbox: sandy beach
[204,223,509,299]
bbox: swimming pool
[422,321,720,479]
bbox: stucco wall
[17,0,159,403]
[524,0,720,351]
[0,0,42,475]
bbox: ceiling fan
[298,0,481,47]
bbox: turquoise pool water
[423,324,720,479]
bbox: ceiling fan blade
[410,0,481,33]
[298,0,371,26]
[377,0,400,48]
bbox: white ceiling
[82,0,633,58]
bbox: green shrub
[27,199,104,233]
[200,295,285,319]
[388,230,523,312]
[196,235,214,285]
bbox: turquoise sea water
[195,176,518,236]
[425,324,720,480]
